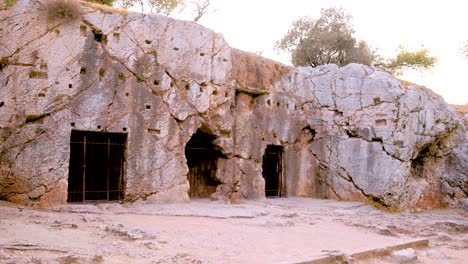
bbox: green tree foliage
[380,47,437,75]
[276,7,375,67]
[116,0,184,15]
[84,0,116,6]
[276,7,437,75]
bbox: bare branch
[192,0,211,22]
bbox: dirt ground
[0,198,467,264]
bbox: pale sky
[175,0,468,105]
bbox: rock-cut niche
[184,129,222,198]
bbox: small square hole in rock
[93,30,105,42]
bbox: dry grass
[451,104,468,114]
[41,0,81,22]
[1,0,17,8]
[397,78,418,90]
[81,1,131,16]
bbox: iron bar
[69,141,125,146]
[82,135,86,202]
[107,137,110,201]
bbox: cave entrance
[67,130,126,203]
[263,145,284,197]
[185,129,221,198]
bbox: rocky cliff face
[0,0,466,210]
[296,65,467,209]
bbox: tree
[115,0,184,15]
[379,47,437,75]
[191,0,212,22]
[111,0,213,21]
[276,7,375,67]
[276,7,437,75]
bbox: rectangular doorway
[262,145,284,197]
[67,130,126,203]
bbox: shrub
[1,0,17,8]
[84,0,115,6]
[41,0,81,22]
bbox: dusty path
[0,198,467,263]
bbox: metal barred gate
[262,145,284,197]
[67,130,126,203]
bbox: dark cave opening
[185,129,222,198]
[263,145,284,197]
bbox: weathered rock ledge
[0,0,466,210]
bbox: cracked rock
[0,0,466,210]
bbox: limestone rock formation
[298,65,467,209]
[0,0,466,210]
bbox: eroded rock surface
[0,0,466,210]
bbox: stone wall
[0,0,466,209]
